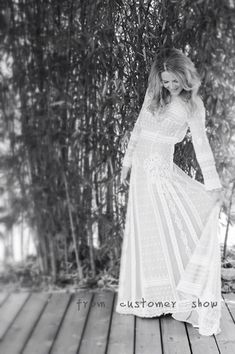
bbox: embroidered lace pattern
[161,182,192,258]
[143,153,172,180]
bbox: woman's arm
[122,119,142,169]
[122,88,152,169]
[188,96,222,191]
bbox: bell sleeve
[188,96,222,191]
[122,88,152,169]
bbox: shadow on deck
[0,291,235,354]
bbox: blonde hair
[147,48,202,116]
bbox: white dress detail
[116,89,222,336]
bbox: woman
[116,48,223,336]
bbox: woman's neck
[170,95,181,101]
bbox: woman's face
[160,71,183,96]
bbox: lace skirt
[116,158,221,336]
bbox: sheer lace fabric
[116,90,222,336]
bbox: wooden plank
[223,293,235,320]
[161,314,191,354]
[0,292,30,340]
[135,317,162,354]
[78,291,114,354]
[106,292,135,354]
[0,293,50,354]
[0,293,9,307]
[186,323,219,354]
[22,292,71,354]
[214,297,235,354]
[50,291,92,354]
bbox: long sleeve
[188,96,222,191]
[122,88,152,169]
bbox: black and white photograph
[0,0,235,353]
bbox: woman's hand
[120,166,131,188]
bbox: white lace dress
[116,90,222,336]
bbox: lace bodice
[122,89,222,191]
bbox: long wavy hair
[147,48,202,115]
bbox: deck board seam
[48,293,73,354]
[222,294,235,324]
[0,292,31,342]
[20,293,52,354]
[184,322,193,354]
[133,315,136,354]
[0,293,11,308]
[159,316,164,354]
[76,292,95,354]
[104,291,116,354]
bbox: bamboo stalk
[62,170,83,281]
[49,235,57,283]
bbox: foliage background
[0,0,235,288]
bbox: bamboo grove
[0,0,235,285]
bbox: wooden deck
[0,291,235,354]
